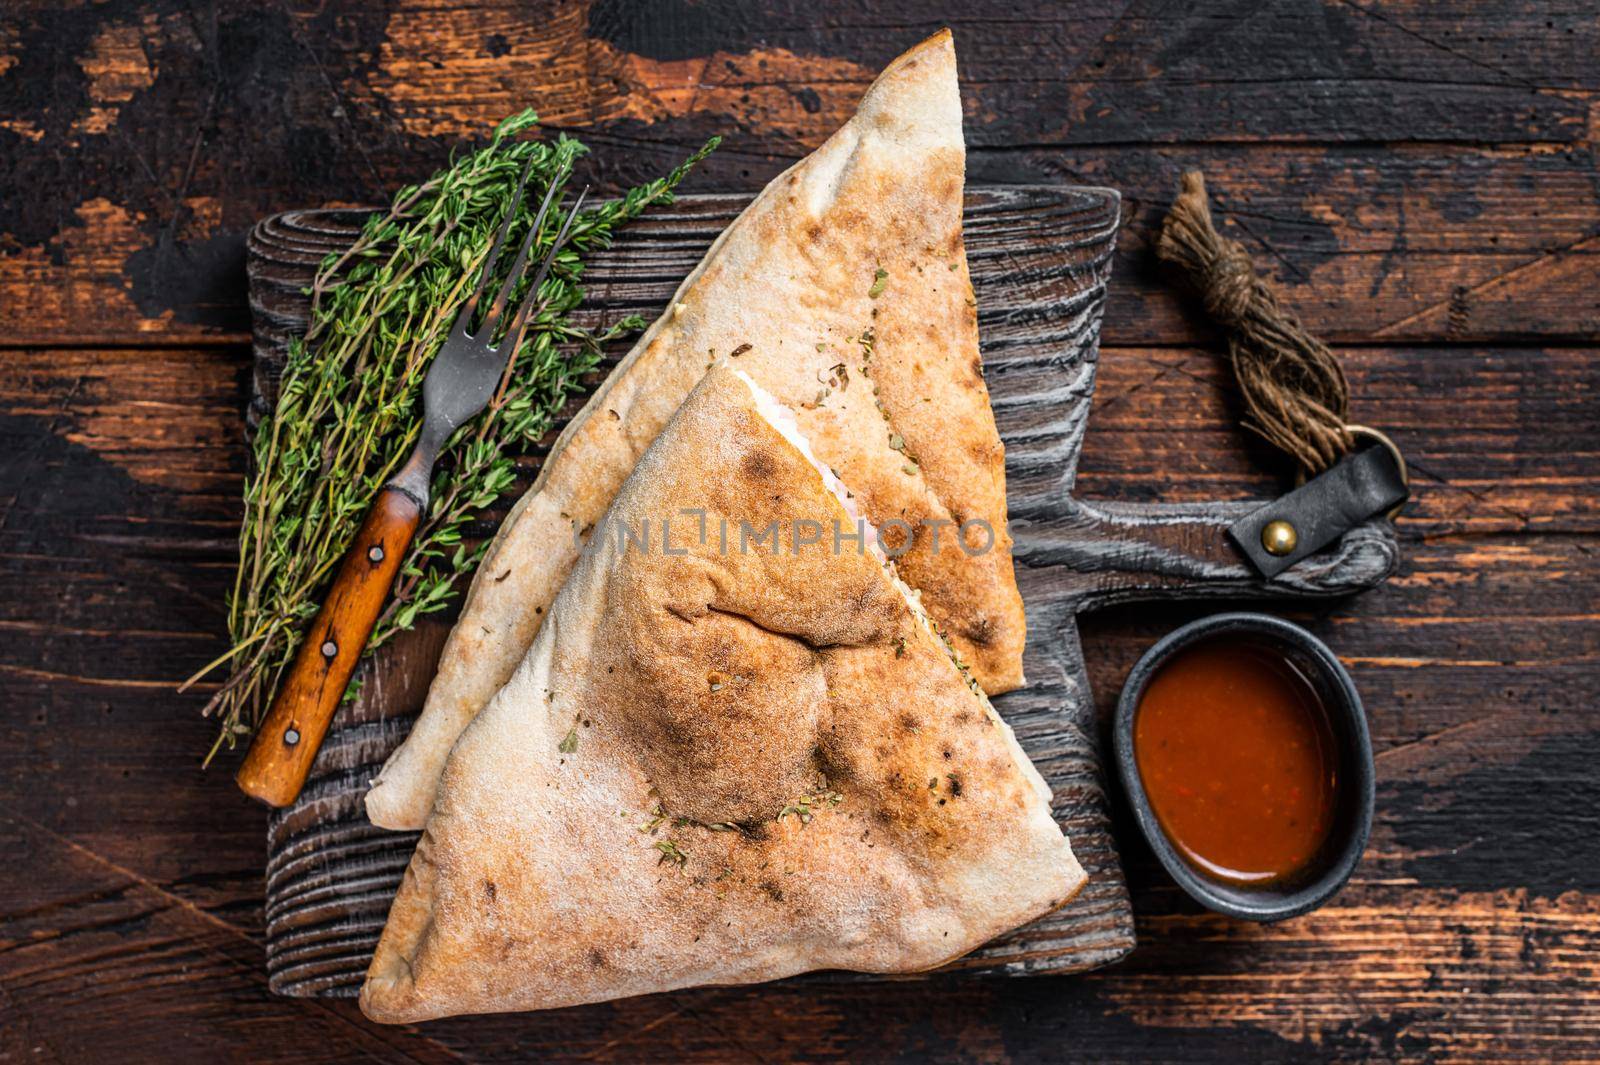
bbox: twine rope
[1157,171,1353,475]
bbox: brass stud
[1261,519,1298,556]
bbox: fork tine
[477,178,564,340]
[494,187,589,355]
[455,156,538,339]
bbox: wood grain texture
[1,0,1597,1059]
[245,188,1395,997]
[3,1,1599,345]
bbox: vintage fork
[237,165,589,807]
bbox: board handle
[1018,498,1399,613]
[236,487,421,807]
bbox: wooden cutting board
[245,185,1397,997]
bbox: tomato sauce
[1134,638,1338,885]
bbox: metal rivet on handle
[284,727,301,747]
[368,545,385,562]
[1262,519,1298,556]
[321,639,338,659]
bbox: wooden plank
[0,341,1588,796]
[3,799,1600,1055]
[9,144,1600,347]
[4,811,1599,1062]
[1080,146,1600,346]
[1,342,1590,809]
[2,0,1598,344]
[0,339,1595,1056]
[1079,343,1600,532]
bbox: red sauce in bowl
[1134,638,1338,885]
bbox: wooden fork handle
[236,487,422,808]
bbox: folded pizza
[360,365,1082,1022]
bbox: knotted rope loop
[1157,171,1354,475]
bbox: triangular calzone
[360,366,1083,1022]
[366,29,1026,830]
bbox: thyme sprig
[187,110,717,763]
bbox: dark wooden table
[2,2,1596,1061]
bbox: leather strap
[1229,444,1409,578]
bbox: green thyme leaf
[193,115,717,764]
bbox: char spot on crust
[961,616,995,647]
[589,948,607,969]
[813,741,853,786]
[742,820,770,842]
[742,448,777,480]
[759,879,785,903]
[482,879,496,903]
[898,712,921,734]
[848,581,880,618]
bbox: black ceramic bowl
[1114,612,1375,922]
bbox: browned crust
[359,366,1082,1022]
